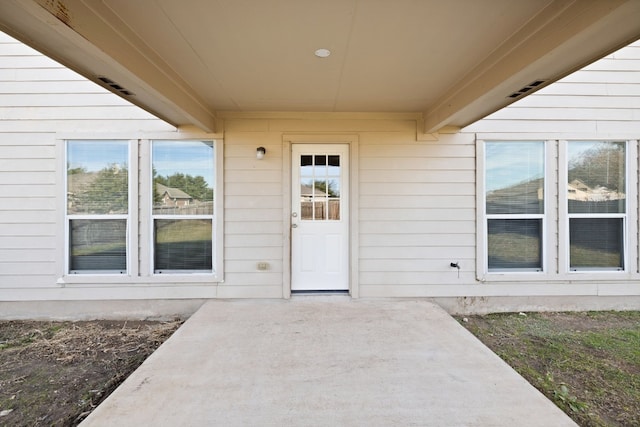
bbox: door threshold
[291,290,350,296]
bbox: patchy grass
[458,311,640,426]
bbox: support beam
[423,0,640,134]
[0,0,217,132]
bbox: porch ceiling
[0,0,639,133]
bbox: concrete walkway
[81,298,576,426]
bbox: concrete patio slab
[81,298,577,426]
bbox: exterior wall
[220,117,476,300]
[221,123,286,298]
[1,32,640,317]
[464,40,640,136]
[357,130,476,296]
[460,40,640,313]
[0,32,175,312]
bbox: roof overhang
[0,0,638,134]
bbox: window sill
[479,270,639,283]
[57,274,222,286]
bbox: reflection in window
[568,141,625,270]
[485,142,544,271]
[152,141,215,273]
[66,141,129,273]
[67,141,129,215]
[568,141,625,214]
[485,142,544,215]
[300,154,341,221]
[153,141,214,215]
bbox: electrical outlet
[257,262,269,271]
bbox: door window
[299,155,341,221]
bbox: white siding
[0,32,174,299]
[460,40,640,304]
[465,41,640,136]
[222,131,286,297]
[358,132,477,295]
[220,119,478,297]
[2,27,640,312]
[0,32,173,133]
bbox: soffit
[0,0,638,133]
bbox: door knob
[292,224,298,228]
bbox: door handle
[292,224,298,228]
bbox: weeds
[542,372,588,413]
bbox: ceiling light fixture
[314,48,331,58]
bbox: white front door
[291,144,349,291]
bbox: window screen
[569,218,623,270]
[154,219,213,271]
[488,219,542,270]
[69,219,127,272]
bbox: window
[567,141,626,271]
[481,139,633,278]
[152,140,215,273]
[299,154,341,221]
[64,138,220,279]
[66,141,129,274]
[485,142,545,271]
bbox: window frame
[561,140,631,274]
[150,139,216,275]
[64,139,134,276]
[478,136,638,282]
[57,133,223,285]
[481,140,548,275]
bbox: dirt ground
[0,320,181,426]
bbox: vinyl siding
[222,132,284,295]
[357,132,476,295]
[465,40,640,136]
[463,40,640,301]
[217,119,478,298]
[0,32,173,132]
[2,28,640,308]
[0,32,173,298]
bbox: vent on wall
[97,76,135,96]
[508,80,546,98]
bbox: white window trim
[559,139,637,276]
[149,140,216,275]
[477,135,639,283]
[476,139,553,282]
[63,139,136,278]
[65,214,131,275]
[484,213,546,273]
[56,131,224,286]
[142,137,223,283]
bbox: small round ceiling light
[314,48,331,58]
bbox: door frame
[282,134,360,298]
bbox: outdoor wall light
[256,146,266,160]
